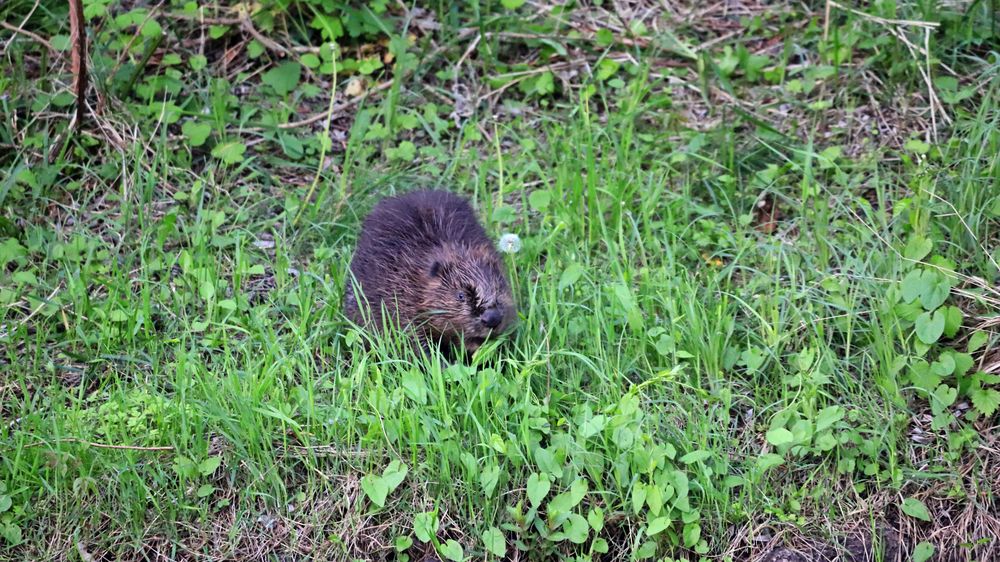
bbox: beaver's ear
[430,260,447,277]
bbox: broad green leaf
[901,497,931,522]
[683,523,701,547]
[438,539,463,561]
[968,331,989,352]
[900,269,925,304]
[181,121,211,147]
[382,460,408,493]
[756,453,785,471]
[587,507,604,532]
[904,138,930,154]
[547,478,587,516]
[904,235,932,261]
[199,456,222,475]
[631,481,647,515]
[387,140,417,162]
[765,427,794,447]
[482,527,506,557]
[815,406,844,432]
[189,54,207,70]
[579,415,606,439]
[394,536,412,551]
[915,310,945,344]
[528,189,552,211]
[200,280,216,302]
[558,264,584,291]
[942,306,963,338]
[592,537,609,553]
[526,472,550,507]
[401,369,428,404]
[413,511,438,543]
[679,450,711,464]
[646,516,670,536]
[919,273,950,310]
[262,61,301,96]
[360,475,389,508]
[913,542,934,562]
[645,483,663,515]
[562,513,589,544]
[635,540,657,559]
[480,464,500,498]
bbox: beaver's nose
[481,308,503,329]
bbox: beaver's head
[419,242,517,355]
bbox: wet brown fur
[343,190,517,358]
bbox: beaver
[343,189,517,359]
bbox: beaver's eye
[455,291,466,302]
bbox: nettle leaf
[387,141,417,162]
[915,310,946,344]
[482,527,506,557]
[901,497,931,522]
[211,141,247,164]
[971,388,1000,417]
[526,472,551,507]
[262,61,302,96]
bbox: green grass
[2,1,999,560]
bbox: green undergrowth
[2,1,999,560]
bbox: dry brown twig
[68,0,88,129]
[0,20,56,54]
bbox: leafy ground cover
[1,1,999,560]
